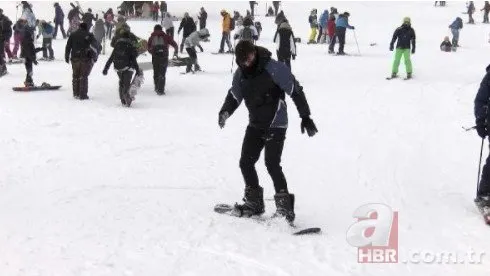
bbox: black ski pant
[180,33,190,53]
[277,51,291,69]
[484,12,489,23]
[117,70,133,104]
[42,38,54,59]
[219,31,232,52]
[53,21,66,39]
[71,58,93,98]
[0,40,6,72]
[469,13,475,24]
[273,3,280,15]
[165,27,174,39]
[199,21,206,30]
[239,126,288,194]
[105,22,113,39]
[152,56,168,93]
[250,2,255,17]
[317,26,323,43]
[185,47,200,72]
[329,27,346,53]
[24,57,33,83]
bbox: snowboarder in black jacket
[20,21,42,86]
[389,17,416,79]
[177,12,196,53]
[103,30,141,107]
[273,20,296,69]
[82,8,98,31]
[198,7,207,30]
[473,64,490,206]
[0,9,13,76]
[218,40,318,222]
[65,23,96,99]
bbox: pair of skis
[214,203,321,236]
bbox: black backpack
[113,38,133,70]
[230,18,235,31]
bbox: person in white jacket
[184,28,209,73]
[161,12,174,39]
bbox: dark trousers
[54,21,66,39]
[469,13,475,24]
[329,27,346,53]
[273,3,279,15]
[219,32,232,52]
[42,38,54,58]
[317,26,323,43]
[479,140,490,196]
[199,21,206,30]
[166,27,174,40]
[250,2,255,16]
[185,47,200,72]
[0,41,5,70]
[239,126,288,194]
[24,57,33,83]
[277,52,291,69]
[152,56,168,93]
[484,12,489,23]
[180,33,190,53]
[117,70,133,104]
[153,11,159,21]
[105,22,113,39]
[71,58,93,98]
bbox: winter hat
[88,8,92,13]
[79,22,88,30]
[154,24,163,31]
[235,40,255,64]
[0,8,3,14]
[403,17,411,24]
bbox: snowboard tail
[13,84,61,92]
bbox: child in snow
[36,20,54,60]
[307,9,318,44]
[440,36,452,52]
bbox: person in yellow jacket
[219,10,234,53]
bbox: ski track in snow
[1,1,490,275]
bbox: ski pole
[477,137,485,197]
[353,30,361,55]
[231,39,236,74]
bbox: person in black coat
[177,12,196,53]
[65,23,96,99]
[273,20,296,68]
[272,1,281,16]
[218,41,317,222]
[82,8,98,31]
[389,17,416,79]
[473,64,490,207]
[53,3,66,39]
[160,1,167,18]
[20,22,42,86]
[198,7,207,30]
[0,9,13,76]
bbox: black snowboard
[214,203,322,236]
[13,85,61,92]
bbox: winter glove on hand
[218,111,230,129]
[33,60,38,65]
[36,34,40,39]
[65,56,70,64]
[351,26,355,30]
[102,69,108,76]
[300,116,318,137]
[476,118,488,138]
[292,54,296,60]
[389,45,394,51]
[412,48,415,54]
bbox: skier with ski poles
[388,17,415,80]
[218,40,318,222]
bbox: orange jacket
[222,13,231,32]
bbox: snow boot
[406,72,412,79]
[0,66,7,77]
[391,72,398,79]
[475,195,490,208]
[233,186,265,217]
[272,192,295,223]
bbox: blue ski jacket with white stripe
[219,46,311,129]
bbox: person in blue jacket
[53,2,66,39]
[328,12,354,55]
[218,40,318,223]
[474,64,490,207]
[318,9,329,43]
[449,17,463,47]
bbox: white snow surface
[1,1,490,275]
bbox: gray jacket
[184,28,209,48]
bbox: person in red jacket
[151,2,159,22]
[147,24,178,95]
[326,14,336,43]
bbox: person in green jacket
[389,17,416,79]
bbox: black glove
[476,118,487,138]
[412,48,415,54]
[218,111,230,129]
[351,26,355,30]
[65,57,70,64]
[102,69,108,76]
[33,60,38,65]
[36,34,40,39]
[300,116,318,137]
[292,54,296,60]
[389,45,394,51]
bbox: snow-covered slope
[1,1,490,275]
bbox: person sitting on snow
[440,36,453,52]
